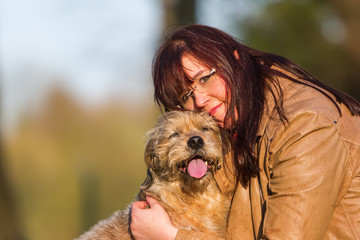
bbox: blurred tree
[328,0,360,63]
[162,0,196,28]
[239,0,360,101]
[0,143,24,240]
[1,83,24,240]
[38,88,102,232]
[4,86,157,240]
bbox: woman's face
[180,54,228,127]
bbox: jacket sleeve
[261,111,348,239]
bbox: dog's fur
[75,111,231,239]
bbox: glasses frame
[181,68,217,105]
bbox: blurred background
[1,0,359,239]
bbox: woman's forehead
[181,54,208,80]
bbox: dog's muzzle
[175,135,219,179]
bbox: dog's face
[143,111,230,193]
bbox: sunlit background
[1,0,359,239]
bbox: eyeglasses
[180,68,217,108]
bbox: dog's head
[141,110,231,193]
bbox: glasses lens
[180,68,216,107]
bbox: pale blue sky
[1,0,257,133]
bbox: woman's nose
[193,90,209,108]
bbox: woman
[130,24,360,239]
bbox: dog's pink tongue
[187,159,207,178]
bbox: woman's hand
[130,195,178,240]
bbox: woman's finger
[132,201,148,209]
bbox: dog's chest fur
[146,176,230,238]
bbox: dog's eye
[202,127,211,132]
[169,132,180,139]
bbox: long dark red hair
[152,24,360,187]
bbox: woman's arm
[262,112,348,239]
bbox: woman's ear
[233,50,239,60]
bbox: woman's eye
[199,69,216,84]
[202,127,210,132]
[199,75,210,84]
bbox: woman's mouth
[209,103,222,116]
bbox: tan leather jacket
[176,74,360,239]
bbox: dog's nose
[187,136,204,149]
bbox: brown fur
[75,111,231,239]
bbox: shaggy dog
[76,111,231,239]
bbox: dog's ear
[144,127,163,173]
[220,128,233,156]
[139,168,154,194]
[144,128,156,165]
